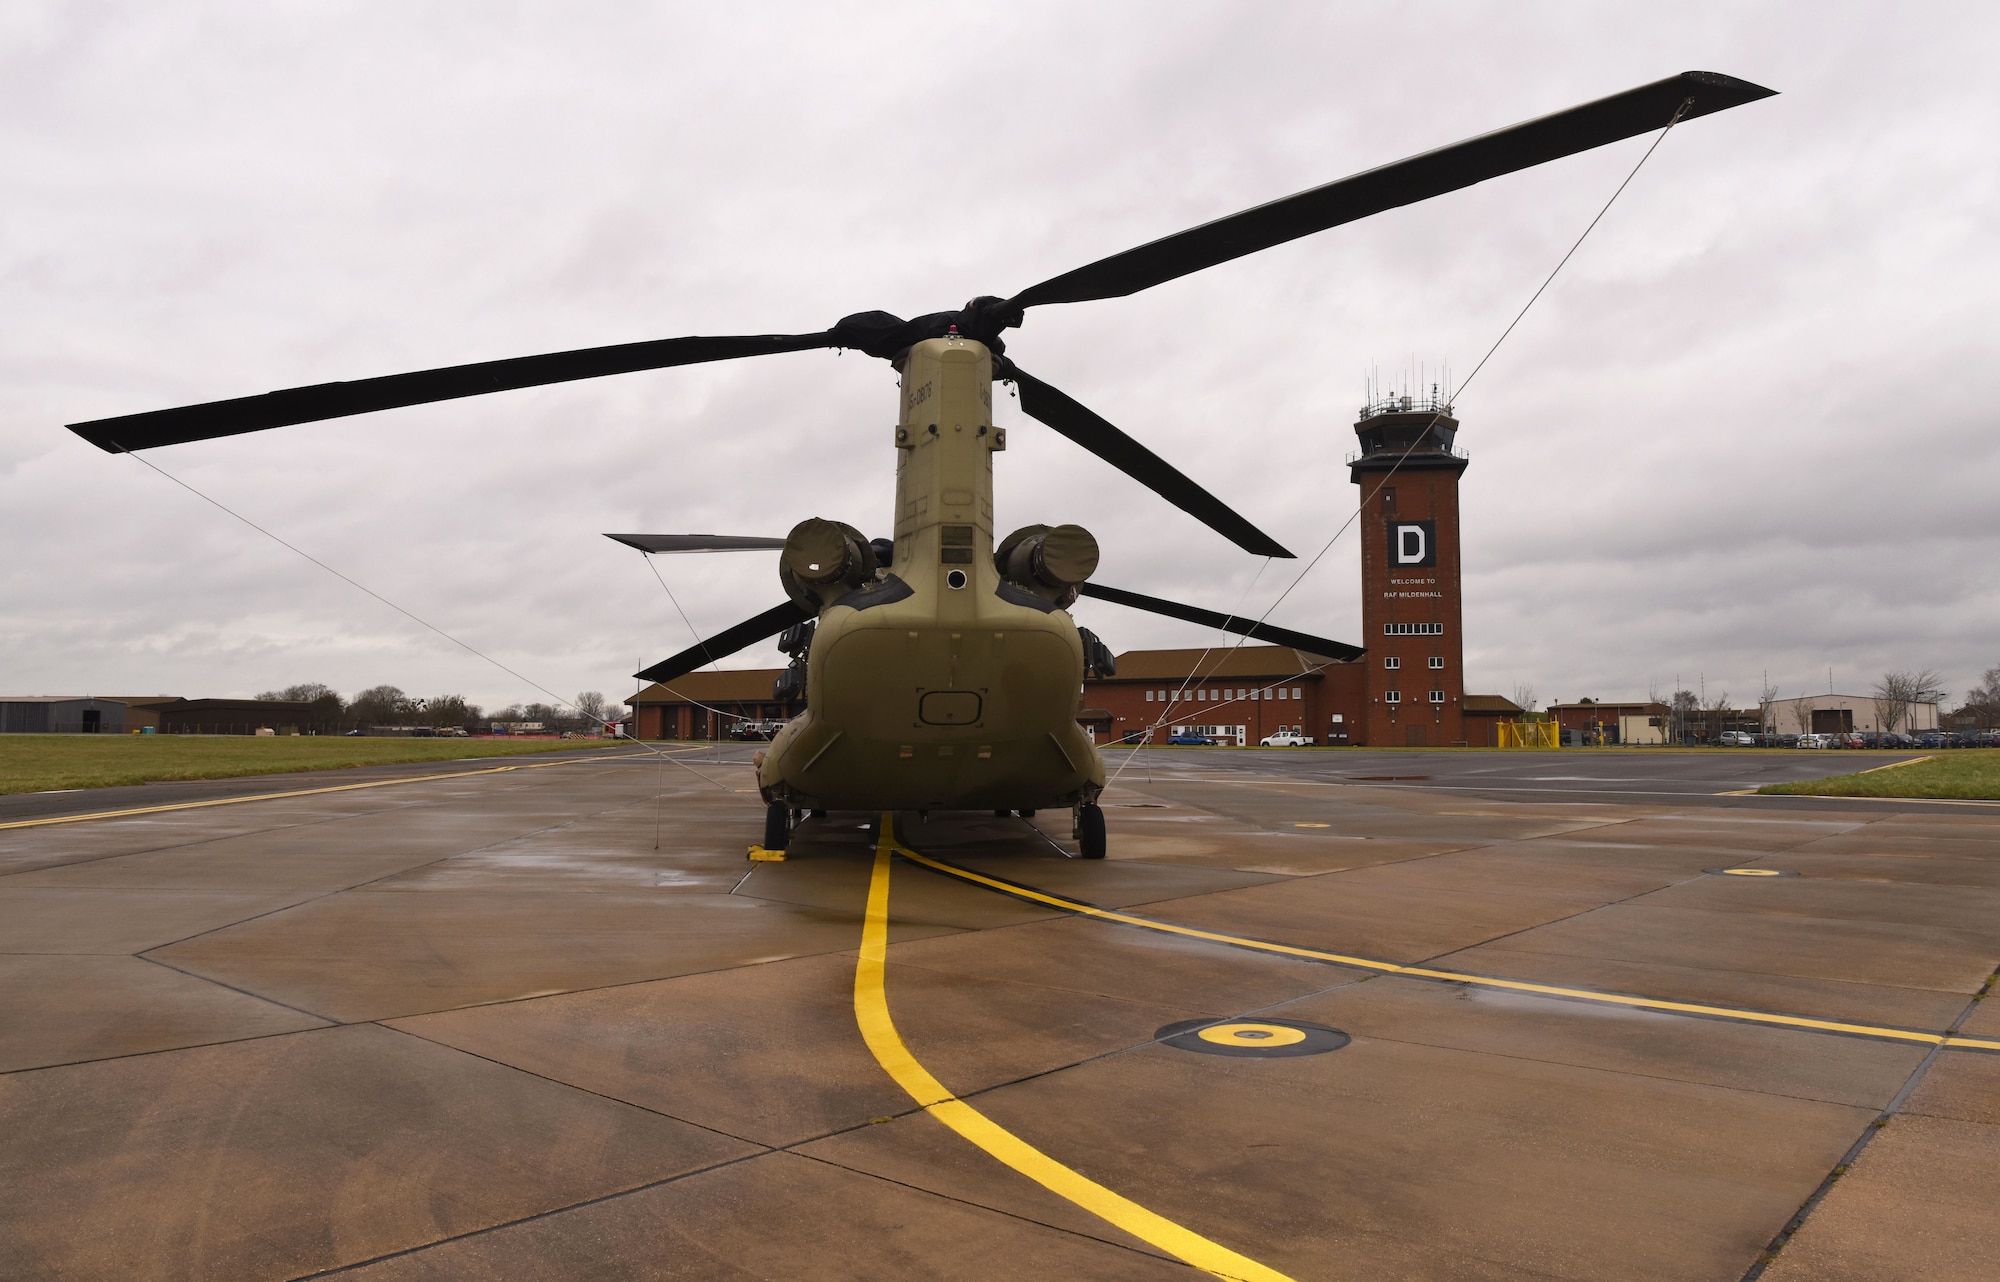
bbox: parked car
[1794,733,1827,749]
[1258,731,1314,747]
[1717,731,1755,746]
[1168,733,1216,746]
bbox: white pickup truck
[1258,731,1315,747]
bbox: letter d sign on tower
[1391,521,1436,567]
[1350,393,1466,747]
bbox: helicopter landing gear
[1018,809,1036,818]
[1074,803,1106,859]
[763,803,790,852]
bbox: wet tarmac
[3,745,1995,1280]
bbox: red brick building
[630,670,801,740]
[1080,394,1521,747]
[1079,646,1365,746]
[1351,398,1469,747]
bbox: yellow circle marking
[1720,868,1783,876]
[1293,822,1331,828]
[1197,1022,1308,1047]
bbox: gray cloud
[4,1,1995,713]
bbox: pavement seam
[127,953,342,1024]
[379,1023,768,1149]
[1739,964,2000,1281]
[781,1148,1194,1267]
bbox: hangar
[0,696,127,734]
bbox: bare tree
[1671,688,1699,746]
[1790,697,1816,736]
[1966,665,2000,730]
[1872,672,1909,736]
[575,691,609,730]
[1874,669,1946,736]
[1912,668,1947,724]
[1511,682,1537,714]
[1758,678,1780,737]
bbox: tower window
[1429,656,1444,669]
[1383,657,1400,670]
[1384,622,1443,635]
[1292,688,1302,699]
[1429,690,1445,703]
[1385,690,1402,704]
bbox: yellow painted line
[0,754,636,832]
[892,845,2000,1056]
[1855,755,1935,774]
[859,820,1294,1282]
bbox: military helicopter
[69,72,1772,858]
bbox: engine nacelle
[994,523,1099,607]
[780,517,877,609]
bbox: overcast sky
[4,2,1995,715]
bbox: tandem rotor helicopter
[71,72,1772,858]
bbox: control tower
[1349,390,1467,746]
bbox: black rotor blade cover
[605,534,786,554]
[1010,71,1774,310]
[71,331,838,453]
[635,601,813,685]
[1007,365,1292,559]
[1079,582,1361,661]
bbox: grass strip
[1758,750,2000,800]
[0,735,625,795]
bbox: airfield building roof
[1105,645,1352,682]
[634,670,786,705]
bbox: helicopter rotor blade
[1006,364,1293,560]
[606,534,786,554]
[69,331,839,453]
[634,600,812,685]
[1008,71,1774,311]
[1078,582,1362,661]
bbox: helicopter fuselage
[758,336,1105,812]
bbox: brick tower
[1350,393,1467,746]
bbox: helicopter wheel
[1076,804,1106,859]
[763,803,790,852]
